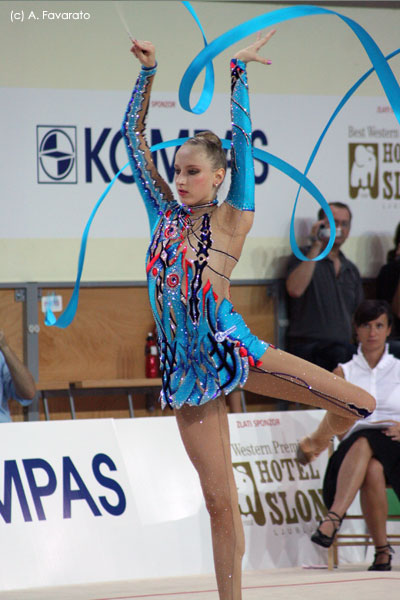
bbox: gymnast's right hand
[130,39,156,68]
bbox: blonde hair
[184,130,227,171]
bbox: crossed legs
[175,396,244,600]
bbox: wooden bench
[73,378,162,418]
[37,378,162,420]
[37,381,76,421]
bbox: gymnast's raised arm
[121,40,174,233]
[219,31,275,234]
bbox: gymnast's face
[356,313,391,353]
[174,145,225,206]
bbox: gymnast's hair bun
[186,130,227,171]
[194,130,222,147]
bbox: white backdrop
[1,410,396,592]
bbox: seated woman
[300,299,400,571]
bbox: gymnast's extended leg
[175,397,244,600]
[244,346,376,458]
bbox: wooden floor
[1,565,399,600]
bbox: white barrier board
[229,411,329,569]
[0,419,155,589]
[0,411,397,591]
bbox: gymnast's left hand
[383,423,400,442]
[233,29,276,65]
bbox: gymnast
[122,32,375,600]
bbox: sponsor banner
[2,87,399,243]
[230,410,329,568]
[230,413,400,568]
[0,419,149,590]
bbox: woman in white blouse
[301,299,400,570]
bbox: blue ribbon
[45,165,129,328]
[46,2,400,327]
[181,1,215,115]
[180,4,400,121]
[179,2,400,261]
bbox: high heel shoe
[311,511,343,548]
[368,544,393,571]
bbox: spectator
[376,222,400,356]
[301,300,400,571]
[0,330,36,422]
[285,202,363,371]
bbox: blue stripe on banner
[46,2,400,327]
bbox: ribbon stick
[114,1,134,42]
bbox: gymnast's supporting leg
[244,347,376,458]
[175,397,244,600]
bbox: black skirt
[323,428,400,509]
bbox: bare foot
[297,436,322,465]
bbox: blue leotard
[122,59,268,409]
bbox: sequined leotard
[122,59,268,409]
